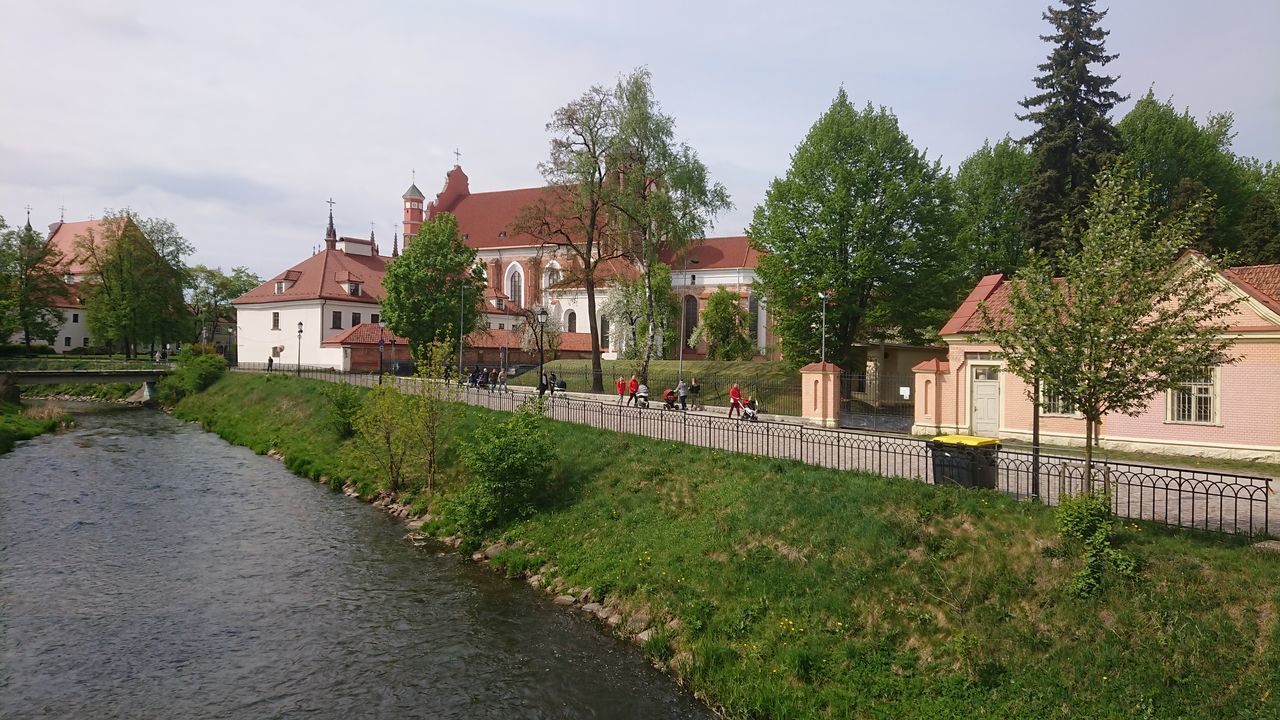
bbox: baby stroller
[635,384,650,409]
[661,388,678,410]
[741,398,760,422]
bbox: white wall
[235,301,350,369]
[7,308,91,352]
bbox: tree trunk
[1083,415,1095,497]
[585,274,604,392]
[640,259,657,385]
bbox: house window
[83,337,90,347]
[690,274,696,286]
[1041,391,1076,416]
[272,312,280,330]
[352,312,361,326]
[1167,372,1218,424]
[348,282,361,296]
[371,314,379,325]
[72,313,79,323]
[496,298,505,309]
[566,311,576,333]
[506,266,523,307]
[63,337,70,347]
[498,323,504,330]
[332,311,342,329]
[275,281,285,295]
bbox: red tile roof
[912,359,950,373]
[46,219,119,276]
[659,236,759,270]
[466,328,596,352]
[939,274,1004,335]
[321,323,408,346]
[1224,264,1280,317]
[234,247,389,306]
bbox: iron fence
[231,365,1276,537]
[839,373,916,433]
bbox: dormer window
[498,230,507,238]
[275,281,286,295]
[495,298,505,309]
[348,282,361,296]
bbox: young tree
[0,217,68,346]
[514,83,626,392]
[411,338,457,495]
[1017,0,1127,258]
[381,213,486,357]
[608,68,731,383]
[1117,90,1250,253]
[600,274,645,360]
[77,212,188,357]
[749,89,959,371]
[979,162,1241,484]
[955,136,1036,280]
[519,306,563,361]
[688,287,753,361]
[187,265,261,344]
[355,382,420,495]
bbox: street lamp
[296,321,303,377]
[816,291,828,364]
[535,306,549,389]
[677,256,700,381]
[459,282,466,380]
[378,320,386,384]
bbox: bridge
[3,369,171,400]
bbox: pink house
[913,263,1280,463]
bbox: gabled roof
[466,328,596,352]
[942,262,1280,336]
[234,247,388,306]
[46,218,121,276]
[322,322,408,346]
[446,186,556,249]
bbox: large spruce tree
[1017,0,1126,258]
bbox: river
[0,405,710,719]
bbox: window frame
[271,312,280,330]
[352,312,361,327]
[1165,369,1220,425]
[1040,388,1078,417]
[331,310,343,330]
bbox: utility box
[930,435,1000,489]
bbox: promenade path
[240,368,1279,537]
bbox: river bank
[174,372,1280,720]
[0,398,69,454]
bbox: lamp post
[378,321,386,384]
[535,306,548,388]
[459,282,466,379]
[677,257,700,381]
[296,321,303,377]
[816,291,828,364]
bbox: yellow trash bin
[930,435,1001,489]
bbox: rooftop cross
[453,148,461,165]
[24,204,32,223]
[58,205,66,222]
[326,197,335,211]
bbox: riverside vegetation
[173,371,1280,720]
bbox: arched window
[747,292,760,344]
[543,261,562,292]
[683,295,698,346]
[505,264,524,308]
[566,310,577,333]
[600,315,610,349]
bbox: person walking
[615,376,626,405]
[538,373,548,398]
[488,367,498,393]
[688,376,701,410]
[728,382,744,418]
[676,378,688,411]
[266,356,273,372]
[626,374,639,406]
[548,372,558,398]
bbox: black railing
[231,365,1275,537]
[838,373,916,433]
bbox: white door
[971,366,1000,436]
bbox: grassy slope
[0,401,64,454]
[21,382,141,401]
[175,373,1280,720]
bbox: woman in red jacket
[615,376,626,405]
[728,383,744,418]
[627,375,640,407]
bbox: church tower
[402,180,425,246]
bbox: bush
[157,351,227,405]
[451,399,553,541]
[0,344,58,357]
[1055,492,1111,542]
[1055,492,1140,596]
[322,382,362,439]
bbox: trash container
[930,435,1000,489]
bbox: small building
[913,263,1280,463]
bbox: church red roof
[46,218,120,276]
[659,236,759,270]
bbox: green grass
[175,372,1280,720]
[0,400,66,454]
[510,359,802,413]
[20,382,141,402]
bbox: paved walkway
[243,369,1278,537]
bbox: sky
[2,0,1277,280]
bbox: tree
[519,306,562,360]
[355,383,421,495]
[979,162,1241,484]
[1017,0,1127,258]
[1237,160,1280,264]
[1117,90,1250,253]
[689,287,753,361]
[76,212,188,357]
[600,274,645,360]
[381,213,486,357]
[608,68,731,383]
[187,265,261,344]
[955,136,1036,280]
[0,217,68,346]
[514,83,626,392]
[749,89,959,371]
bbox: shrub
[1055,492,1140,596]
[157,351,227,405]
[1055,492,1111,542]
[451,399,553,541]
[321,382,363,439]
